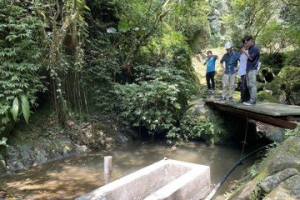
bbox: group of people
[204,35,260,106]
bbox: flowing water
[0,141,256,199]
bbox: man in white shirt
[237,43,250,103]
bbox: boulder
[228,179,259,200]
[227,136,300,200]
[263,174,300,200]
[265,137,300,175]
[259,168,299,193]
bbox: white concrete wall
[76,159,210,200]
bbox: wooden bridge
[205,100,300,129]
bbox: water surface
[0,141,255,199]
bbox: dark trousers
[206,71,215,90]
[240,75,250,102]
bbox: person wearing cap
[204,50,218,93]
[238,43,250,103]
[219,42,240,101]
[242,36,260,106]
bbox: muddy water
[0,142,255,199]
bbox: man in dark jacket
[242,36,260,106]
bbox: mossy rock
[264,174,300,200]
[257,91,280,103]
[227,136,300,200]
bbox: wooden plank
[206,100,300,117]
[214,104,297,129]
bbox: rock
[35,149,47,164]
[260,168,299,193]
[66,120,76,129]
[63,145,72,156]
[265,127,284,143]
[0,154,7,173]
[105,137,114,143]
[266,137,300,175]
[290,92,300,105]
[228,179,259,200]
[263,174,300,200]
[227,136,300,200]
[77,145,88,153]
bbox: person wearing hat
[204,50,218,93]
[238,43,250,103]
[219,42,240,101]
[242,35,260,106]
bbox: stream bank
[0,110,131,174]
[222,133,300,200]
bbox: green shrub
[257,91,280,103]
[284,49,300,67]
[260,53,285,74]
[0,4,45,135]
[114,65,193,136]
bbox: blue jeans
[246,70,257,102]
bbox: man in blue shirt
[242,36,260,106]
[204,50,218,93]
[219,42,240,101]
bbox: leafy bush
[166,110,227,144]
[260,53,285,74]
[257,91,280,103]
[114,65,193,136]
[0,4,45,134]
[284,49,300,67]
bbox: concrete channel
[76,159,210,200]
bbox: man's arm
[220,55,225,72]
[243,46,259,60]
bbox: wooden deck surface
[205,99,300,129]
[205,100,300,117]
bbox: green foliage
[284,49,300,67]
[114,65,193,136]
[257,91,280,103]
[277,66,300,92]
[0,3,45,132]
[166,110,227,144]
[257,20,288,53]
[10,97,19,122]
[260,52,286,73]
[223,0,282,44]
[284,124,300,137]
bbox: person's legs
[240,75,248,102]
[211,71,215,90]
[244,70,257,105]
[248,70,257,102]
[222,74,229,99]
[229,73,236,99]
[243,75,250,101]
[206,73,211,90]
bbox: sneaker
[243,100,256,106]
[218,97,226,101]
[211,89,215,94]
[206,89,212,93]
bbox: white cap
[224,42,232,49]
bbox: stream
[0,141,256,199]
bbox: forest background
[0,0,299,146]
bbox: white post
[104,156,113,184]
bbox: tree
[223,0,283,45]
